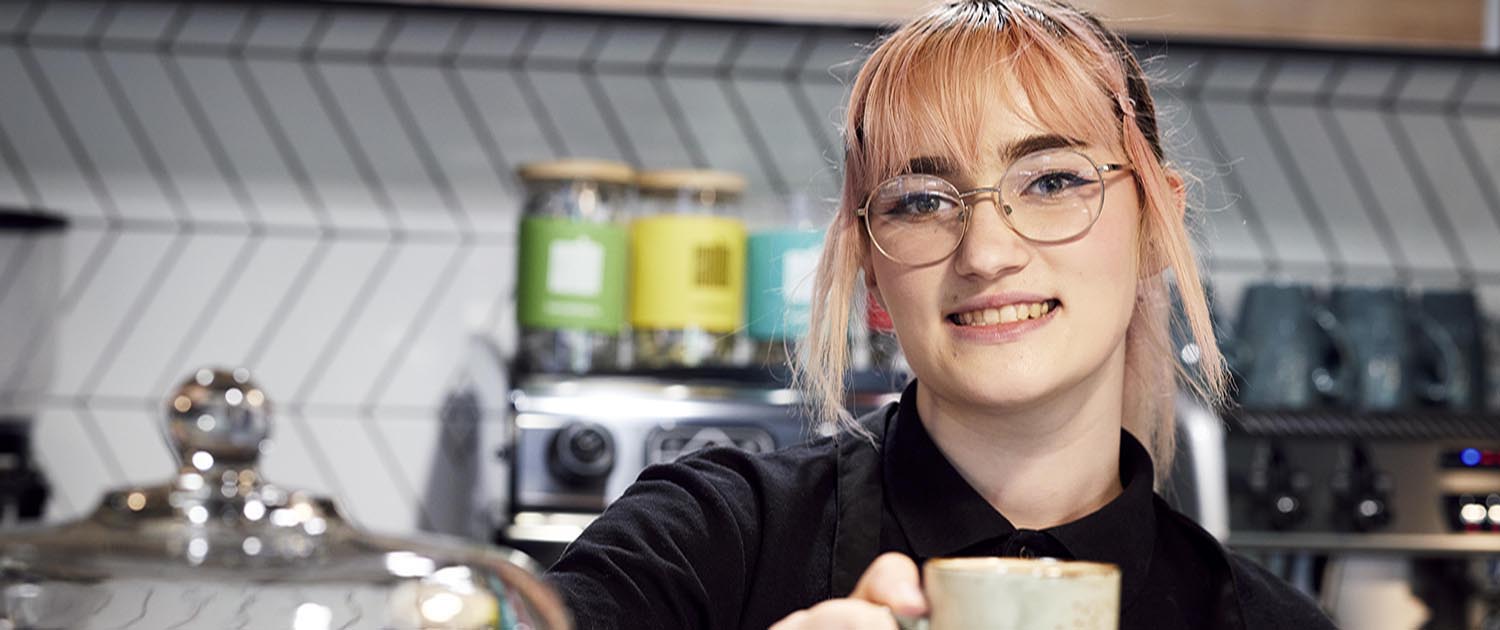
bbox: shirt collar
[882,380,1158,607]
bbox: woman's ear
[1140,169,1188,279]
[1166,170,1187,221]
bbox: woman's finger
[849,552,927,616]
[768,599,899,630]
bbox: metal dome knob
[166,367,271,469]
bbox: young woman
[546,1,1335,628]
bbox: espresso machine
[1173,281,1500,629]
[494,368,900,566]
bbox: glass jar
[745,194,824,369]
[0,368,571,629]
[630,169,747,369]
[515,160,634,375]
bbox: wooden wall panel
[387,0,1496,52]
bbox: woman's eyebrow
[999,134,1084,163]
[904,156,955,176]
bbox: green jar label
[517,217,626,332]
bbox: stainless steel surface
[506,375,811,516]
[1175,394,1230,540]
[0,368,571,629]
[504,512,600,545]
[1224,409,1500,555]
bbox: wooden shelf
[380,0,1498,53]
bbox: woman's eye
[893,192,953,216]
[1025,171,1094,197]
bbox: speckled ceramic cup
[918,557,1120,630]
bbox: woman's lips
[947,298,1059,326]
[944,299,1061,342]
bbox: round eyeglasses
[855,149,1129,266]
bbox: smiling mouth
[947,299,1061,326]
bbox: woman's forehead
[898,111,1093,176]
[869,70,1116,177]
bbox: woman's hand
[769,552,928,630]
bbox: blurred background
[0,0,1497,627]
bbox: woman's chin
[927,367,1062,411]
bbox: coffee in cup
[896,557,1120,630]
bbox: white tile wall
[1,1,1498,540]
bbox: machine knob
[1267,484,1307,530]
[1333,445,1393,532]
[1352,495,1390,531]
[548,422,615,485]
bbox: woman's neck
[913,350,1127,531]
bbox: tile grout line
[1313,58,1413,285]
[373,14,476,235]
[299,9,405,234]
[441,20,521,197]
[1250,54,1348,281]
[579,21,644,168]
[1182,53,1281,274]
[717,27,790,198]
[1379,62,1479,285]
[510,21,569,158]
[1441,67,1500,275]
[648,25,709,169]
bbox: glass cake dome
[0,368,571,629]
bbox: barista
[545,1,1336,628]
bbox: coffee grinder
[0,209,66,524]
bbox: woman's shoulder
[650,433,842,503]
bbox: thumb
[849,552,927,616]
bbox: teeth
[953,301,1055,327]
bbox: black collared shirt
[547,382,1334,629]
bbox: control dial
[548,422,615,485]
[1332,443,1392,532]
[1248,441,1308,531]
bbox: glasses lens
[1001,150,1106,242]
[865,175,965,264]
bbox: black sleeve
[1226,553,1339,629]
[544,447,765,630]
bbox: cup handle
[1310,305,1357,405]
[1412,310,1463,406]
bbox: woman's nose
[951,192,1030,278]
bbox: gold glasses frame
[855,150,1130,265]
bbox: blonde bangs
[850,5,1127,185]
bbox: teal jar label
[746,229,824,341]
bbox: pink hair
[795,0,1227,478]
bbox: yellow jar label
[631,215,746,332]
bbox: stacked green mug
[515,160,634,374]
[630,170,747,369]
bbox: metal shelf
[1229,531,1500,556]
[1228,409,1500,441]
